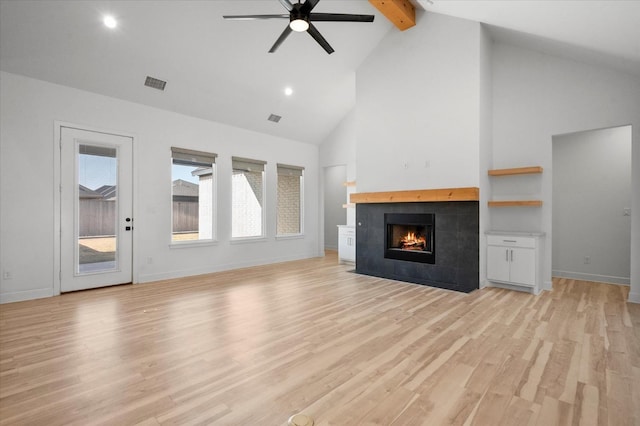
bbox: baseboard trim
[487,281,538,295]
[552,270,630,286]
[0,288,54,304]
[628,292,640,304]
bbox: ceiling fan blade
[307,22,334,54]
[278,0,294,11]
[269,25,293,53]
[301,0,320,14]
[309,13,375,22]
[223,14,289,20]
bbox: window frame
[170,147,217,247]
[276,163,304,238]
[231,156,267,241]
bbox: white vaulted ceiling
[1,1,639,145]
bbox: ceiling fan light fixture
[289,18,309,32]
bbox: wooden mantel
[350,187,479,204]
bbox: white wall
[552,126,632,284]
[478,25,493,288]
[355,12,482,193]
[319,109,356,251]
[319,109,357,227]
[0,71,320,303]
[491,43,640,302]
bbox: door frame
[53,121,138,296]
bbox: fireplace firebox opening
[384,213,435,264]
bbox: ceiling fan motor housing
[289,5,309,32]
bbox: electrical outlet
[584,256,591,264]
[623,207,631,216]
[3,270,12,280]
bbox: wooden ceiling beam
[369,0,416,31]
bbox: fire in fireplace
[384,213,435,264]
[398,231,427,251]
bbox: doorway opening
[323,165,347,252]
[552,125,632,285]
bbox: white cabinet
[486,232,543,293]
[338,225,355,264]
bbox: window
[277,164,304,235]
[171,147,217,242]
[232,157,266,239]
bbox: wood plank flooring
[1,252,638,425]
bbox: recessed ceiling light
[103,15,118,29]
[284,87,293,96]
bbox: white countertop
[485,230,545,237]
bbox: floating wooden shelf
[343,181,356,187]
[342,203,355,208]
[350,187,479,204]
[488,166,543,176]
[488,200,543,207]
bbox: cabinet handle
[511,249,514,261]
[506,249,509,262]
[503,239,517,243]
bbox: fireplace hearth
[385,213,435,264]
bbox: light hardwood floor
[1,252,638,425]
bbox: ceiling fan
[223,0,375,54]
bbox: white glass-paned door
[60,127,133,292]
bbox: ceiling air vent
[268,114,282,123]
[144,76,167,91]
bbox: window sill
[170,239,219,249]
[230,237,268,245]
[275,234,304,240]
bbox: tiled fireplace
[355,199,479,293]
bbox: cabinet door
[338,228,355,262]
[345,235,356,261]
[338,230,348,257]
[487,246,510,282]
[509,247,536,287]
